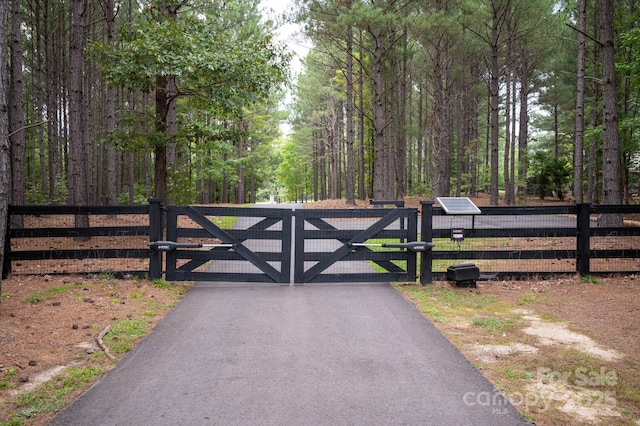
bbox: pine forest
[0,0,639,209]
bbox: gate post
[420,201,434,285]
[293,209,305,284]
[148,199,164,280]
[576,203,591,277]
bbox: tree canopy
[0,0,638,210]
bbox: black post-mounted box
[447,263,480,288]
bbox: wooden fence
[4,201,639,282]
[420,201,640,282]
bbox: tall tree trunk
[152,3,181,203]
[406,70,413,195]
[319,131,327,200]
[573,0,586,204]
[416,81,424,189]
[105,0,117,205]
[45,0,60,202]
[0,0,10,279]
[68,0,89,235]
[509,77,516,204]
[333,100,343,199]
[371,27,387,200]
[503,66,512,204]
[154,75,168,202]
[70,0,90,233]
[345,25,356,205]
[357,29,366,200]
[236,123,245,204]
[599,0,622,225]
[489,3,501,206]
[432,37,447,198]
[470,77,480,197]
[35,0,47,200]
[395,27,408,200]
[313,137,319,201]
[9,0,24,227]
[518,58,530,201]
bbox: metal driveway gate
[150,205,423,284]
[156,206,292,283]
[294,208,420,283]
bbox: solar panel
[436,197,481,215]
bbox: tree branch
[565,22,602,46]
[8,121,48,138]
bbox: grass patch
[581,275,603,284]
[0,369,18,390]
[212,215,238,229]
[471,315,519,334]
[519,293,540,305]
[21,284,85,304]
[3,366,103,424]
[396,283,511,325]
[102,319,148,354]
[500,364,535,383]
[151,279,171,290]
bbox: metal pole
[420,201,434,285]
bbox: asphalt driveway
[49,282,529,425]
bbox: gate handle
[149,240,234,252]
[348,241,435,252]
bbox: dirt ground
[471,275,640,424]
[1,196,638,425]
[0,274,190,425]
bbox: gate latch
[149,241,234,252]
[348,241,435,252]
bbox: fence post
[420,201,434,285]
[2,206,11,279]
[148,199,164,280]
[576,203,591,277]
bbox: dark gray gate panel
[294,208,418,283]
[164,206,292,283]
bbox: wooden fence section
[3,204,153,279]
[420,202,640,283]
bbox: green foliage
[619,28,640,87]
[117,183,152,205]
[25,177,67,205]
[277,139,313,201]
[529,153,573,199]
[89,14,290,114]
[85,2,290,202]
[167,165,197,205]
